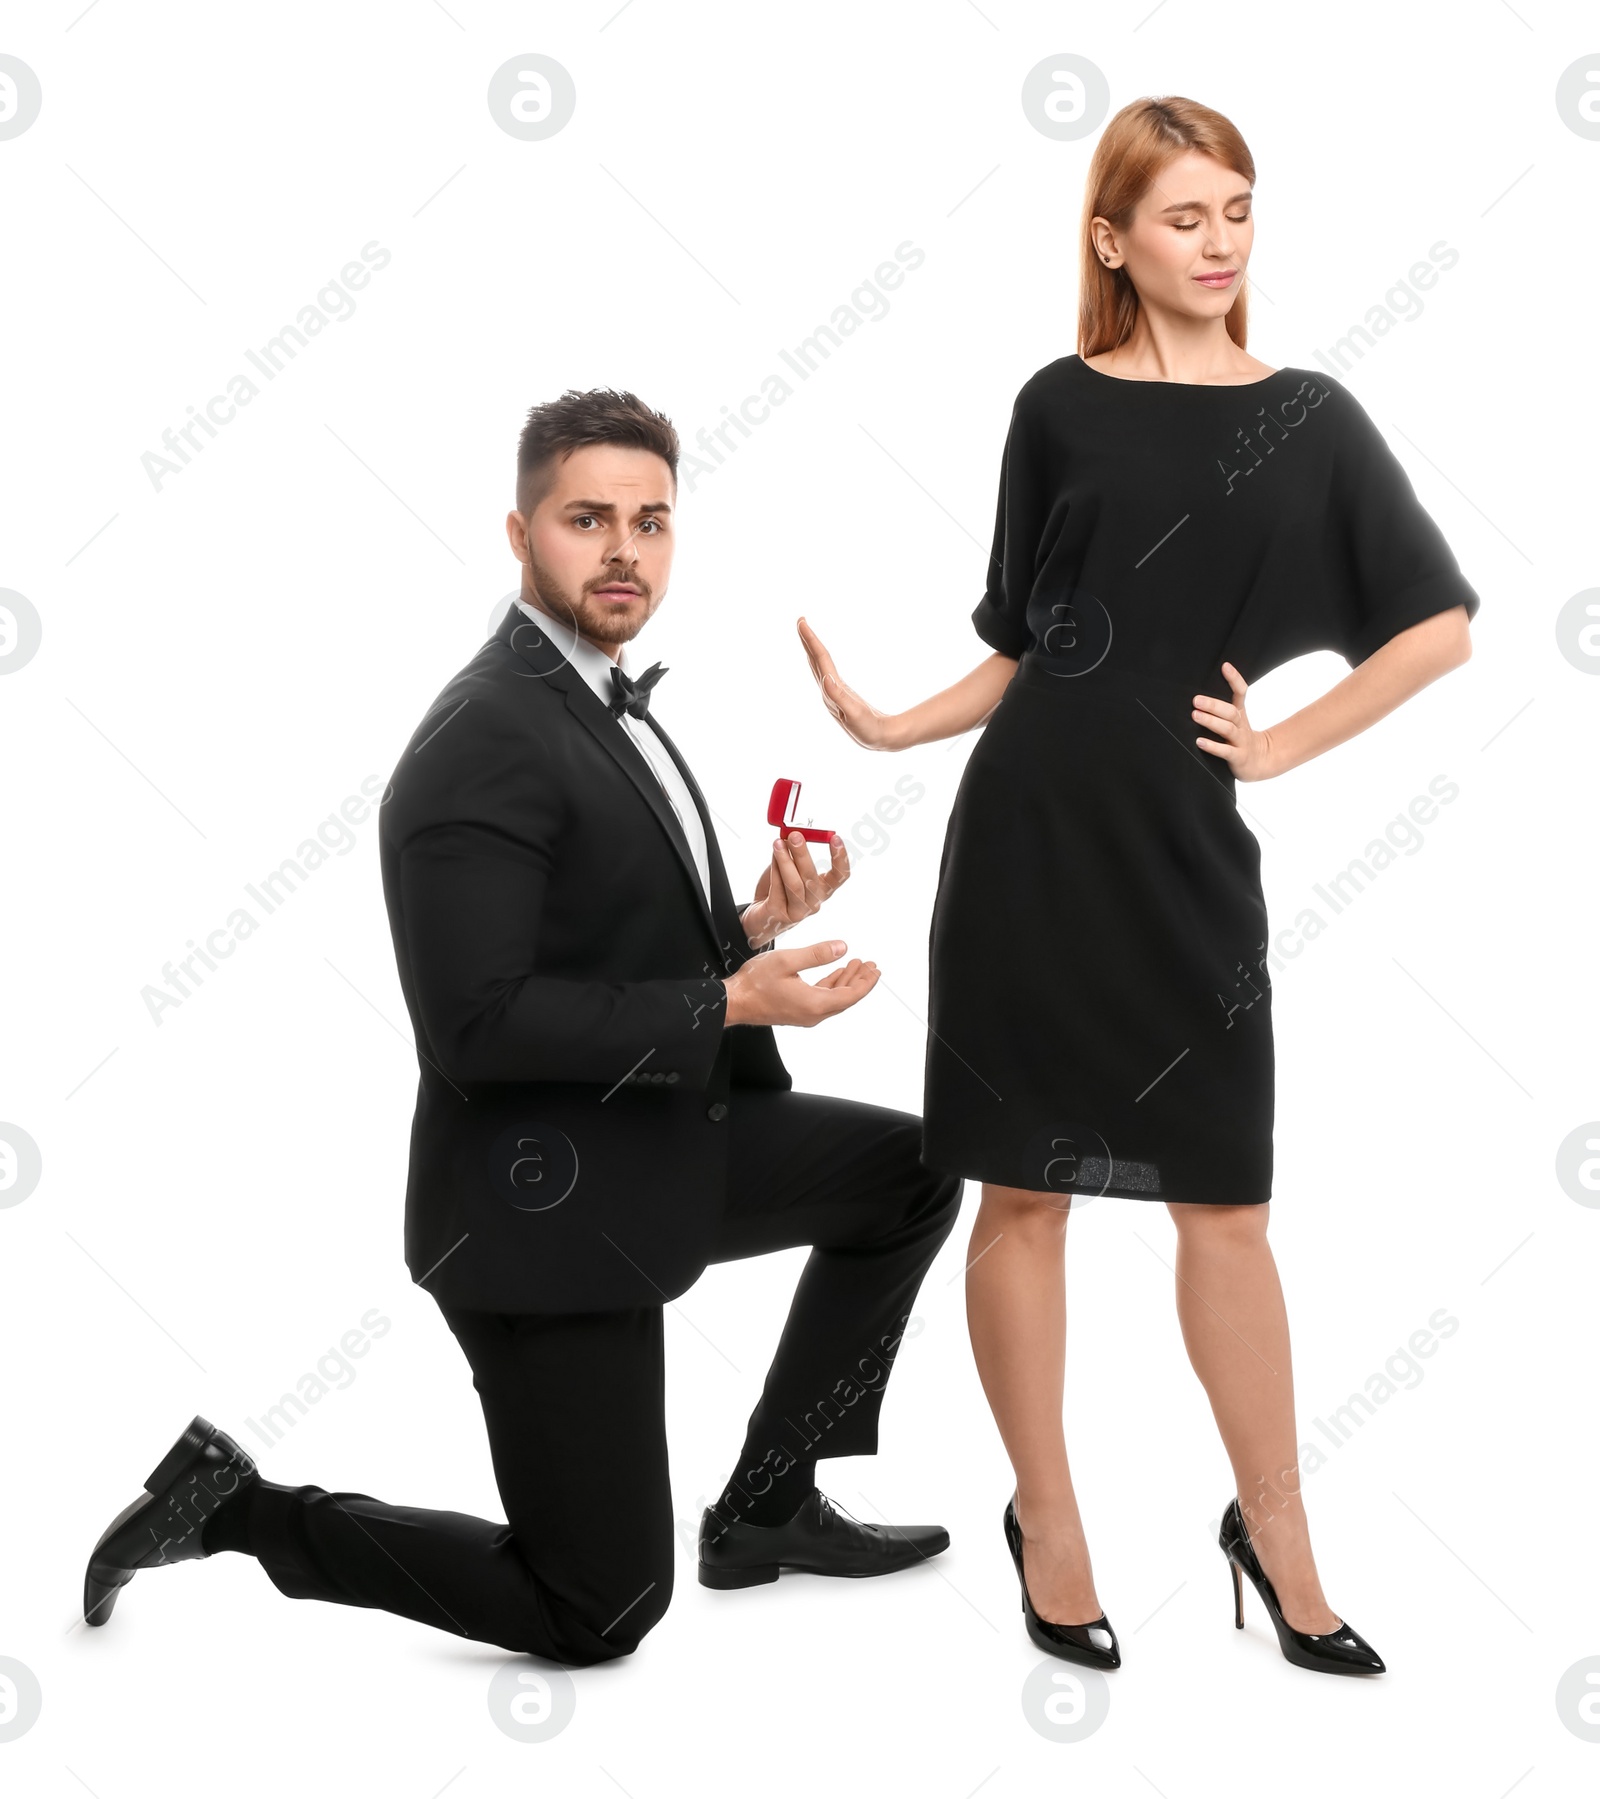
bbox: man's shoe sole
[699,1526,950,1589]
[698,1560,783,1590]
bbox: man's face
[505,443,674,653]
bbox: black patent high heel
[1003,1497,1120,1669]
[1218,1497,1385,1675]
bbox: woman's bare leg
[1166,1200,1340,1633]
[965,1180,1103,1624]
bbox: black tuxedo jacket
[378,604,791,1314]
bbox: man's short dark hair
[515,387,679,516]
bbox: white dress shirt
[513,598,712,909]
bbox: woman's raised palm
[797,617,895,750]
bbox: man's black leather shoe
[83,1415,258,1626]
[698,1489,950,1589]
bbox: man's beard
[526,553,651,648]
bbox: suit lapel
[642,713,751,972]
[498,606,731,963]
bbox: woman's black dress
[921,355,1480,1204]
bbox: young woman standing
[798,96,1478,1675]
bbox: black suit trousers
[239,1090,963,1665]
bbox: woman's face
[1091,148,1254,323]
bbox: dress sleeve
[970,385,1052,659]
[1321,381,1481,668]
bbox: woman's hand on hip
[1194,662,1279,781]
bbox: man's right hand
[722,938,879,1028]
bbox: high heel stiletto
[1003,1498,1120,1669]
[1218,1497,1385,1675]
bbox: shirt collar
[513,597,631,711]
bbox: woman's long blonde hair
[1078,96,1256,358]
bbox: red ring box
[767,778,835,843]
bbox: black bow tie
[608,661,669,721]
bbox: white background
[3,1,1597,1793]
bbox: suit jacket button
[665,1072,679,1084]
[707,1102,728,1121]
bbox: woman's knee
[1167,1199,1270,1251]
[978,1180,1074,1233]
